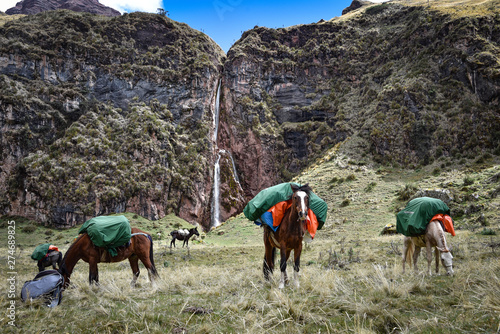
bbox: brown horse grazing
[59,228,158,287]
[403,220,454,276]
[263,183,311,289]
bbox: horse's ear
[437,246,449,252]
[291,183,299,192]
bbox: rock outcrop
[6,0,121,17]
[0,11,224,228]
[342,0,369,15]
[220,3,499,200]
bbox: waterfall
[210,81,241,227]
[211,81,222,227]
[213,81,221,143]
[212,153,221,227]
[227,150,240,185]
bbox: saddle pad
[255,202,320,238]
[243,183,328,229]
[79,215,131,257]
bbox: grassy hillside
[1,142,498,333]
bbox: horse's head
[291,183,311,221]
[192,227,200,236]
[58,264,71,288]
[437,246,454,275]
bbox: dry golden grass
[2,150,499,333]
[1,232,499,333]
[1,148,499,334]
[338,0,500,22]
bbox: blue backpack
[21,270,64,308]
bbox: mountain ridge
[0,1,499,229]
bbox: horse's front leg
[89,260,99,285]
[279,247,290,289]
[128,255,140,287]
[434,247,440,274]
[293,245,302,288]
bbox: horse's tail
[404,239,414,267]
[147,234,159,278]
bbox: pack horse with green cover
[59,215,159,286]
[397,197,456,276]
[244,183,328,288]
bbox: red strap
[306,209,319,239]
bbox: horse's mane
[59,233,86,276]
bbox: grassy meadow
[1,151,499,333]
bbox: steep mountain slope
[0,10,225,227]
[219,1,500,201]
[0,1,499,230]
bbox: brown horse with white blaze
[59,228,158,287]
[263,183,311,289]
[403,220,454,275]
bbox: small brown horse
[59,228,158,287]
[263,183,311,289]
[403,220,454,275]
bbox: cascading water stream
[213,81,221,142]
[211,81,222,228]
[227,150,240,186]
[211,80,241,227]
[212,152,221,227]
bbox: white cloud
[99,0,163,14]
[0,0,21,12]
[0,0,162,13]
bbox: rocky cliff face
[0,11,224,228]
[220,2,500,201]
[1,2,499,229]
[5,0,121,17]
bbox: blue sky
[1,0,388,52]
[161,0,357,52]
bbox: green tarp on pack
[243,182,328,230]
[78,215,131,257]
[31,243,51,261]
[396,197,450,236]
